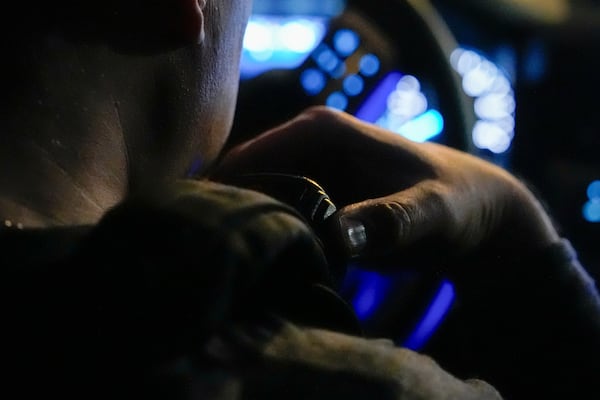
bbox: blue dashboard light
[314,44,341,73]
[583,181,600,223]
[333,29,360,57]
[359,53,381,77]
[587,180,600,200]
[251,0,346,16]
[355,71,404,123]
[396,110,444,143]
[326,91,349,111]
[523,39,548,83]
[301,68,327,95]
[583,200,600,223]
[343,74,365,96]
[402,280,455,351]
[330,61,347,79]
[350,270,393,321]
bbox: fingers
[328,180,454,267]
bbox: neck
[0,112,129,228]
[0,35,228,228]
[0,40,130,227]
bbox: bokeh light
[451,48,516,154]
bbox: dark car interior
[228,0,600,352]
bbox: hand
[213,107,600,400]
[212,106,560,273]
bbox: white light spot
[462,60,499,97]
[472,121,512,154]
[386,76,428,122]
[280,20,320,53]
[451,47,516,154]
[474,93,516,120]
[452,49,482,76]
[490,75,512,95]
[397,75,421,92]
[243,20,274,53]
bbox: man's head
[0,1,254,226]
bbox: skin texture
[0,0,253,227]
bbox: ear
[115,0,206,47]
[167,0,206,45]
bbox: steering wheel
[227,0,477,349]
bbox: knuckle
[294,106,349,139]
[299,105,342,124]
[385,201,414,240]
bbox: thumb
[327,183,453,267]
